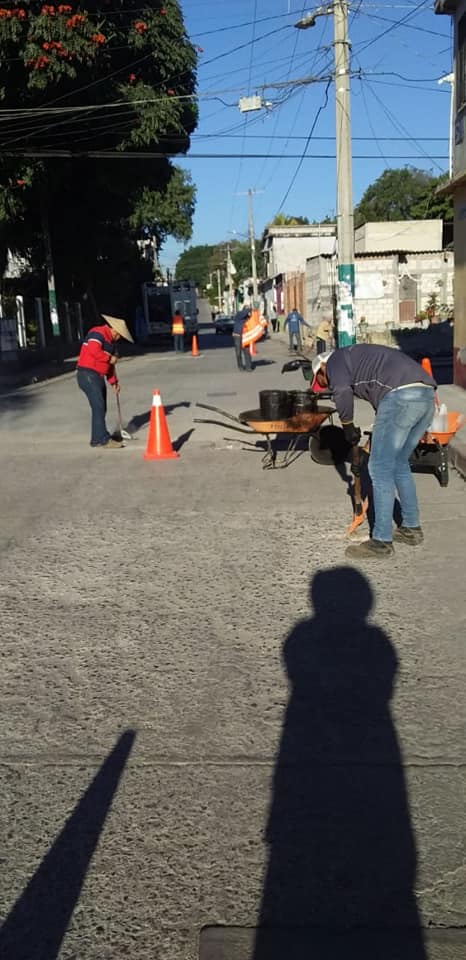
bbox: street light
[294,1,356,347]
[295,4,333,30]
[438,72,455,178]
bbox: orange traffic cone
[249,340,257,358]
[144,390,179,461]
[191,334,199,357]
[421,356,434,377]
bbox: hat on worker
[311,350,334,375]
[102,314,134,343]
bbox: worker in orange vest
[172,310,185,353]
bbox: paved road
[0,303,465,958]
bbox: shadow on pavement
[127,401,191,433]
[0,392,39,419]
[173,427,195,452]
[252,567,426,960]
[0,729,136,960]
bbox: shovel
[346,444,369,537]
[115,392,133,441]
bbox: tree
[269,213,310,226]
[175,239,264,294]
[0,0,198,307]
[354,167,453,227]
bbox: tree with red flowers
[0,0,198,308]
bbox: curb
[449,434,466,481]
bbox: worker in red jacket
[77,314,134,448]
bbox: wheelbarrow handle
[195,401,242,425]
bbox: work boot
[100,438,124,449]
[345,539,394,560]
[393,526,424,546]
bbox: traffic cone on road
[191,334,199,357]
[144,390,179,461]
[421,356,434,378]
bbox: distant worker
[172,309,185,353]
[77,314,134,449]
[315,318,333,354]
[233,304,253,372]
[270,303,278,333]
[284,306,310,352]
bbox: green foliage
[0,0,198,304]
[354,167,453,227]
[269,213,310,226]
[129,168,195,246]
[175,239,263,291]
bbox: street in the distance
[0,302,466,958]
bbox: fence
[0,295,84,357]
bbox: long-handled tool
[116,392,133,441]
[346,444,369,537]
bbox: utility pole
[40,179,63,361]
[226,243,233,314]
[248,189,258,305]
[334,0,355,346]
[217,268,222,312]
[236,189,262,307]
[295,1,355,346]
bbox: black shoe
[345,539,394,560]
[393,526,424,546]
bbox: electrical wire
[274,79,332,215]
[353,0,432,55]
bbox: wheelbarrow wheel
[309,425,351,466]
[309,434,335,466]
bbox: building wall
[355,221,443,253]
[265,235,336,278]
[304,251,454,344]
[454,184,466,387]
[452,0,466,178]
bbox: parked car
[214,314,234,335]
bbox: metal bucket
[286,390,317,416]
[259,390,292,419]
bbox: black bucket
[287,390,317,416]
[259,390,292,420]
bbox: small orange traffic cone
[421,356,434,377]
[144,390,179,461]
[191,334,199,357]
[249,340,257,358]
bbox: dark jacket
[233,308,251,337]
[326,344,436,423]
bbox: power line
[0,150,450,160]
[275,79,332,215]
[354,0,432,55]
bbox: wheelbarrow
[194,401,335,469]
[409,411,465,487]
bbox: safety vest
[172,315,185,335]
[241,311,264,347]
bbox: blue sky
[160,0,453,270]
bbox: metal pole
[217,268,222,311]
[248,189,258,304]
[334,0,355,347]
[40,182,60,341]
[226,243,233,314]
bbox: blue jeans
[288,329,302,351]
[173,334,184,353]
[77,368,110,446]
[369,386,435,542]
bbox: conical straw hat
[102,314,134,343]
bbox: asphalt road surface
[0,302,465,959]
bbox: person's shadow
[253,567,426,960]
